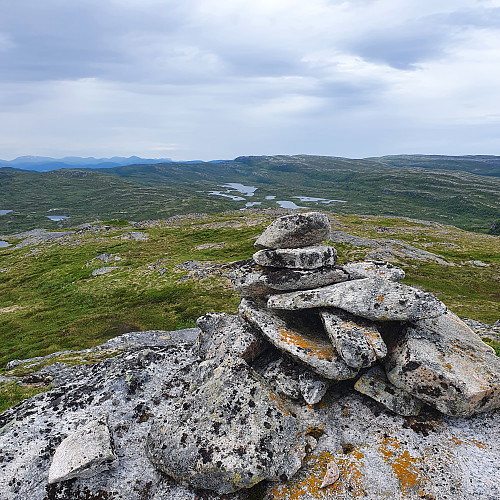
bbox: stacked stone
[230,212,500,419]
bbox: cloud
[0,0,499,158]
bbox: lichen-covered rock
[252,349,330,405]
[254,212,331,249]
[267,277,447,322]
[354,366,423,416]
[385,311,500,417]
[146,355,307,495]
[230,259,347,297]
[340,260,405,281]
[253,246,337,269]
[320,309,387,369]
[195,312,264,363]
[239,298,357,380]
[48,416,118,484]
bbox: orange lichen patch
[378,435,429,496]
[278,328,336,360]
[450,435,487,450]
[377,295,384,301]
[267,389,292,416]
[268,449,366,500]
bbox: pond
[220,183,257,196]
[293,196,347,204]
[46,215,70,221]
[276,200,306,209]
[0,210,13,215]
[208,191,246,201]
[0,240,10,248]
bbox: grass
[0,382,51,414]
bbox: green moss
[0,382,51,413]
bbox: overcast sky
[1,0,500,160]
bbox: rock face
[340,260,405,281]
[48,416,118,484]
[147,356,307,495]
[254,212,331,249]
[385,311,500,417]
[253,245,337,269]
[267,277,447,322]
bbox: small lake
[0,210,13,215]
[293,196,347,204]
[265,195,276,200]
[245,202,261,208]
[276,200,306,209]
[46,215,70,221]
[0,240,10,248]
[221,183,257,196]
[208,191,245,201]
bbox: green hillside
[1,155,499,235]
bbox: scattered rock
[48,416,118,484]
[254,212,331,249]
[91,266,118,276]
[385,311,500,417]
[354,365,423,416]
[121,231,148,241]
[253,246,337,269]
[320,460,340,488]
[267,277,447,322]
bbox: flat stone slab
[231,259,348,297]
[48,416,118,484]
[340,260,405,281]
[255,212,331,249]
[354,365,424,416]
[267,277,447,322]
[147,355,307,495]
[385,311,500,417]
[239,298,357,380]
[320,309,387,369]
[253,246,337,269]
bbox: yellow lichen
[278,328,336,360]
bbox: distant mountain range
[1,154,500,175]
[0,155,206,172]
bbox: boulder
[239,298,357,380]
[48,416,118,484]
[385,311,500,417]
[254,212,331,249]
[267,277,447,322]
[253,246,337,269]
[146,355,307,495]
[196,312,264,363]
[354,365,423,416]
[320,309,387,369]
[340,260,405,281]
[230,259,347,298]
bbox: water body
[0,240,10,248]
[0,210,13,215]
[221,183,257,196]
[46,215,70,221]
[265,195,276,200]
[208,191,245,201]
[276,200,306,209]
[245,202,261,208]
[293,196,347,204]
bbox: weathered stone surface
[320,460,340,488]
[340,260,405,281]
[385,312,500,417]
[196,312,264,363]
[267,277,447,322]
[230,259,347,297]
[239,298,357,380]
[48,416,118,484]
[320,309,387,369]
[147,355,307,494]
[253,246,337,269]
[354,366,423,416]
[252,349,330,404]
[254,212,331,249]
[264,392,500,500]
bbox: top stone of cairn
[254,212,331,249]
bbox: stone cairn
[146,212,500,495]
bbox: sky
[1,0,500,161]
